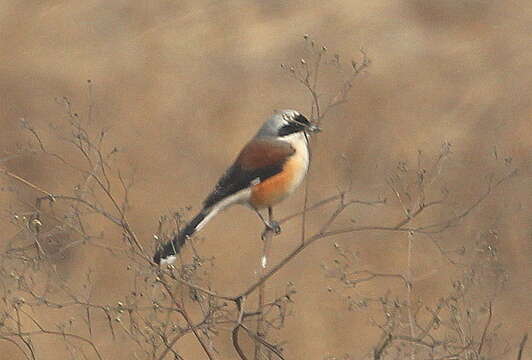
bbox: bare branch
[517,333,528,360]
[477,301,493,355]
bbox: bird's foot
[262,220,281,240]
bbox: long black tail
[153,210,208,264]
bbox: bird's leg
[254,207,281,240]
[267,207,281,234]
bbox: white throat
[281,131,309,147]
[280,131,310,182]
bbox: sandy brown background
[1,0,531,359]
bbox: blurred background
[0,0,530,359]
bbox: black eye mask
[278,122,306,136]
[293,113,311,127]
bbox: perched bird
[154,109,320,265]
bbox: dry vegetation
[0,1,530,359]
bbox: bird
[153,109,320,265]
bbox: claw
[261,220,281,240]
[269,220,281,234]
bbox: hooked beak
[308,124,321,133]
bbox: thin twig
[233,326,249,360]
[241,324,285,360]
[254,209,275,360]
[477,301,493,356]
[160,280,217,360]
[1,168,54,199]
[237,170,513,298]
[19,308,103,360]
[517,333,528,360]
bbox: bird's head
[257,109,320,138]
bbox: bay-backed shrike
[154,110,320,265]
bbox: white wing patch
[261,255,268,268]
[161,255,177,266]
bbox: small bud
[303,34,309,40]
[322,45,327,52]
[300,58,306,65]
[13,296,25,305]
